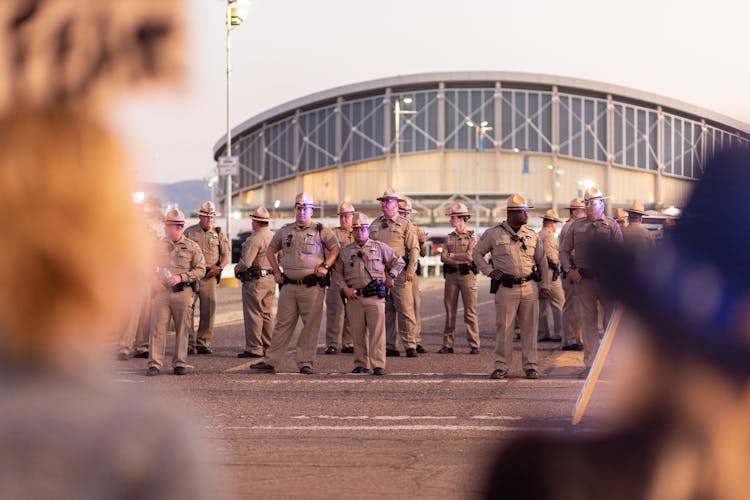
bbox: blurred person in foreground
[0,1,210,498]
[485,148,750,500]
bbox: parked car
[231,231,252,263]
[427,236,447,256]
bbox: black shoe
[133,351,149,359]
[146,366,159,376]
[562,343,584,351]
[525,368,540,379]
[196,346,212,355]
[386,349,401,357]
[299,366,314,375]
[187,347,197,355]
[341,346,354,354]
[469,347,480,355]
[352,366,370,374]
[372,367,385,376]
[490,369,508,380]
[173,366,188,376]
[548,336,562,342]
[117,352,129,361]
[237,351,262,358]
[437,347,454,354]
[405,348,418,358]
[324,346,337,355]
[250,361,275,372]
[416,344,426,354]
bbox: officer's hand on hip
[315,265,329,278]
[273,270,284,285]
[568,268,582,284]
[344,287,358,300]
[405,271,415,282]
[488,269,503,281]
[385,277,395,289]
[538,288,550,300]
[167,275,181,287]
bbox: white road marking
[290,415,522,421]
[207,424,537,432]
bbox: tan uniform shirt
[269,220,338,280]
[184,224,229,271]
[622,223,655,253]
[334,239,405,290]
[235,227,274,274]
[369,214,420,274]
[441,229,477,266]
[332,226,355,248]
[559,216,623,270]
[538,228,559,267]
[157,236,205,284]
[472,221,549,289]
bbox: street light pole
[223,0,248,237]
[466,120,492,233]
[393,97,415,189]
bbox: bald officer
[559,187,623,378]
[184,200,229,354]
[147,209,205,376]
[439,203,480,354]
[369,188,421,357]
[622,201,655,253]
[472,195,549,380]
[334,213,404,376]
[559,198,586,351]
[537,209,563,341]
[250,193,339,374]
[397,197,428,353]
[324,201,356,354]
[235,207,275,358]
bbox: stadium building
[213,71,750,226]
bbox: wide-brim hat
[250,206,270,222]
[446,202,471,219]
[294,192,319,208]
[398,197,413,213]
[351,212,369,228]
[376,187,404,202]
[164,208,186,225]
[591,148,750,379]
[625,201,647,216]
[197,200,217,217]
[542,209,561,223]
[337,202,355,215]
[615,208,628,221]
[568,197,585,210]
[583,187,610,202]
[506,194,534,211]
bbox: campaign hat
[250,206,270,222]
[164,209,186,225]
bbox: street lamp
[394,96,416,188]
[222,0,249,237]
[466,120,493,232]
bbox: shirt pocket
[366,250,384,276]
[173,249,192,269]
[302,233,321,254]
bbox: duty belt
[257,268,274,277]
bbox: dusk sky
[111,0,749,185]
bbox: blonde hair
[0,106,151,361]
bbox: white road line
[289,415,522,421]
[207,424,537,432]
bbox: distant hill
[138,180,213,215]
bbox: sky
[111,0,750,185]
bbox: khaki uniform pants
[442,273,480,349]
[538,273,564,339]
[241,276,276,355]
[562,277,583,346]
[493,282,539,371]
[575,278,614,367]
[264,283,325,370]
[117,288,151,355]
[149,288,193,369]
[325,283,352,349]
[347,295,386,370]
[412,275,422,345]
[190,277,217,348]
[385,273,417,351]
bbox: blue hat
[593,147,750,379]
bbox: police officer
[397,197,428,353]
[250,193,339,374]
[147,209,206,376]
[559,187,623,378]
[334,213,405,376]
[439,203,480,354]
[324,201,356,355]
[559,198,586,351]
[184,200,229,354]
[369,188,421,357]
[472,194,549,380]
[622,201,655,252]
[615,207,629,231]
[537,209,563,342]
[235,206,275,358]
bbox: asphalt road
[112,275,616,500]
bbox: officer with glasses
[472,194,549,380]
